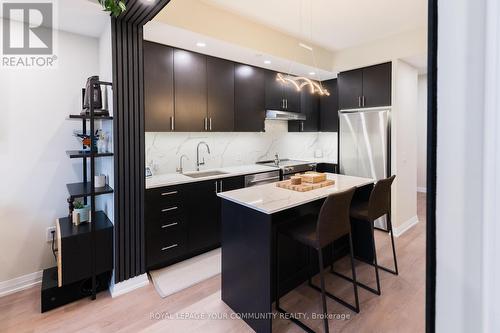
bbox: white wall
[96,21,114,223]
[391,60,418,229]
[436,0,486,331]
[0,22,100,283]
[417,74,427,191]
[146,121,337,174]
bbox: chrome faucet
[196,141,211,171]
[274,153,280,166]
[176,154,189,174]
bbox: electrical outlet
[46,226,56,242]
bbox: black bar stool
[275,187,359,333]
[331,175,397,296]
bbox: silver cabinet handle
[161,244,178,251]
[215,181,218,193]
[358,96,361,107]
[362,96,366,107]
[204,118,208,131]
[161,191,177,196]
[301,121,304,132]
[209,118,212,131]
[170,116,174,131]
[161,206,178,212]
[285,99,288,109]
[161,222,178,229]
[219,180,223,192]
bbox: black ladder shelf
[65,78,114,300]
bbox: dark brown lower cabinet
[187,180,220,253]
[145,176,245,270]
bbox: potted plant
[72,201,91,225]
[98,0,126,17]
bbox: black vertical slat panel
[126,21,135,278]
[138,26,146,273]
[122,21,130,280]
[111,0,173,284]
[132,25,140,275]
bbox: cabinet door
[362,62,392,108]
[207,57,234,132]
[187,180,219,252]
[284,82,301,112]
[174,49,207,132]
[288,90,319,132]
[338,69,363,110]
[265,70,285,110]
[302,90,319,131]
[319,79,339,132]
[234,64,266,132]
[144,41,174,132]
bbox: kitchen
[0,0,428,332]
[141,0,422,331]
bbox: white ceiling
[202,0,427,51]
[144,21,337,80]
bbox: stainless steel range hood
[265,110,306,121]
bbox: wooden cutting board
[276,179,335,192]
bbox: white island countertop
[146,164,279,189]
[217,173,374,215]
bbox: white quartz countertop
[217,173,374,215]
[146,164,279,189]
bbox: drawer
[147,230,188,268]
[146,185,185,207]
[155,215,185,231]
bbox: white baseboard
[0,270,43,298]
[393,215,419,237]
[109,273,149,298]
[417,187,427,193]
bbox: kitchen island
[217,173,374,332]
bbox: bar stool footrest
[276,305,316,333]
[330,270,381,296]
[308,281,360,313]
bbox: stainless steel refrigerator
[339,107,391,229]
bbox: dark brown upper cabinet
[234,64,266,132]
[319,79,339,132]
[207,57,234,132]
[144,41,174,132]
[338,68,363,110]
[288,89,319,132]
[362,62,392,108]
[265,70,301,112]
[338,62,392,110]
[173,49,207,132]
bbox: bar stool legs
[309,236,360,313]
[375,213,399,275]
[318,250,330,333]
[331,225,382,296]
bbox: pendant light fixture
[277,0,329,96]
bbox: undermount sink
[184,170,228,178]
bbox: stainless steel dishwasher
[244,170,280,187]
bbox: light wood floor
[0,193,426,333]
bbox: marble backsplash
[146,120,337,175]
